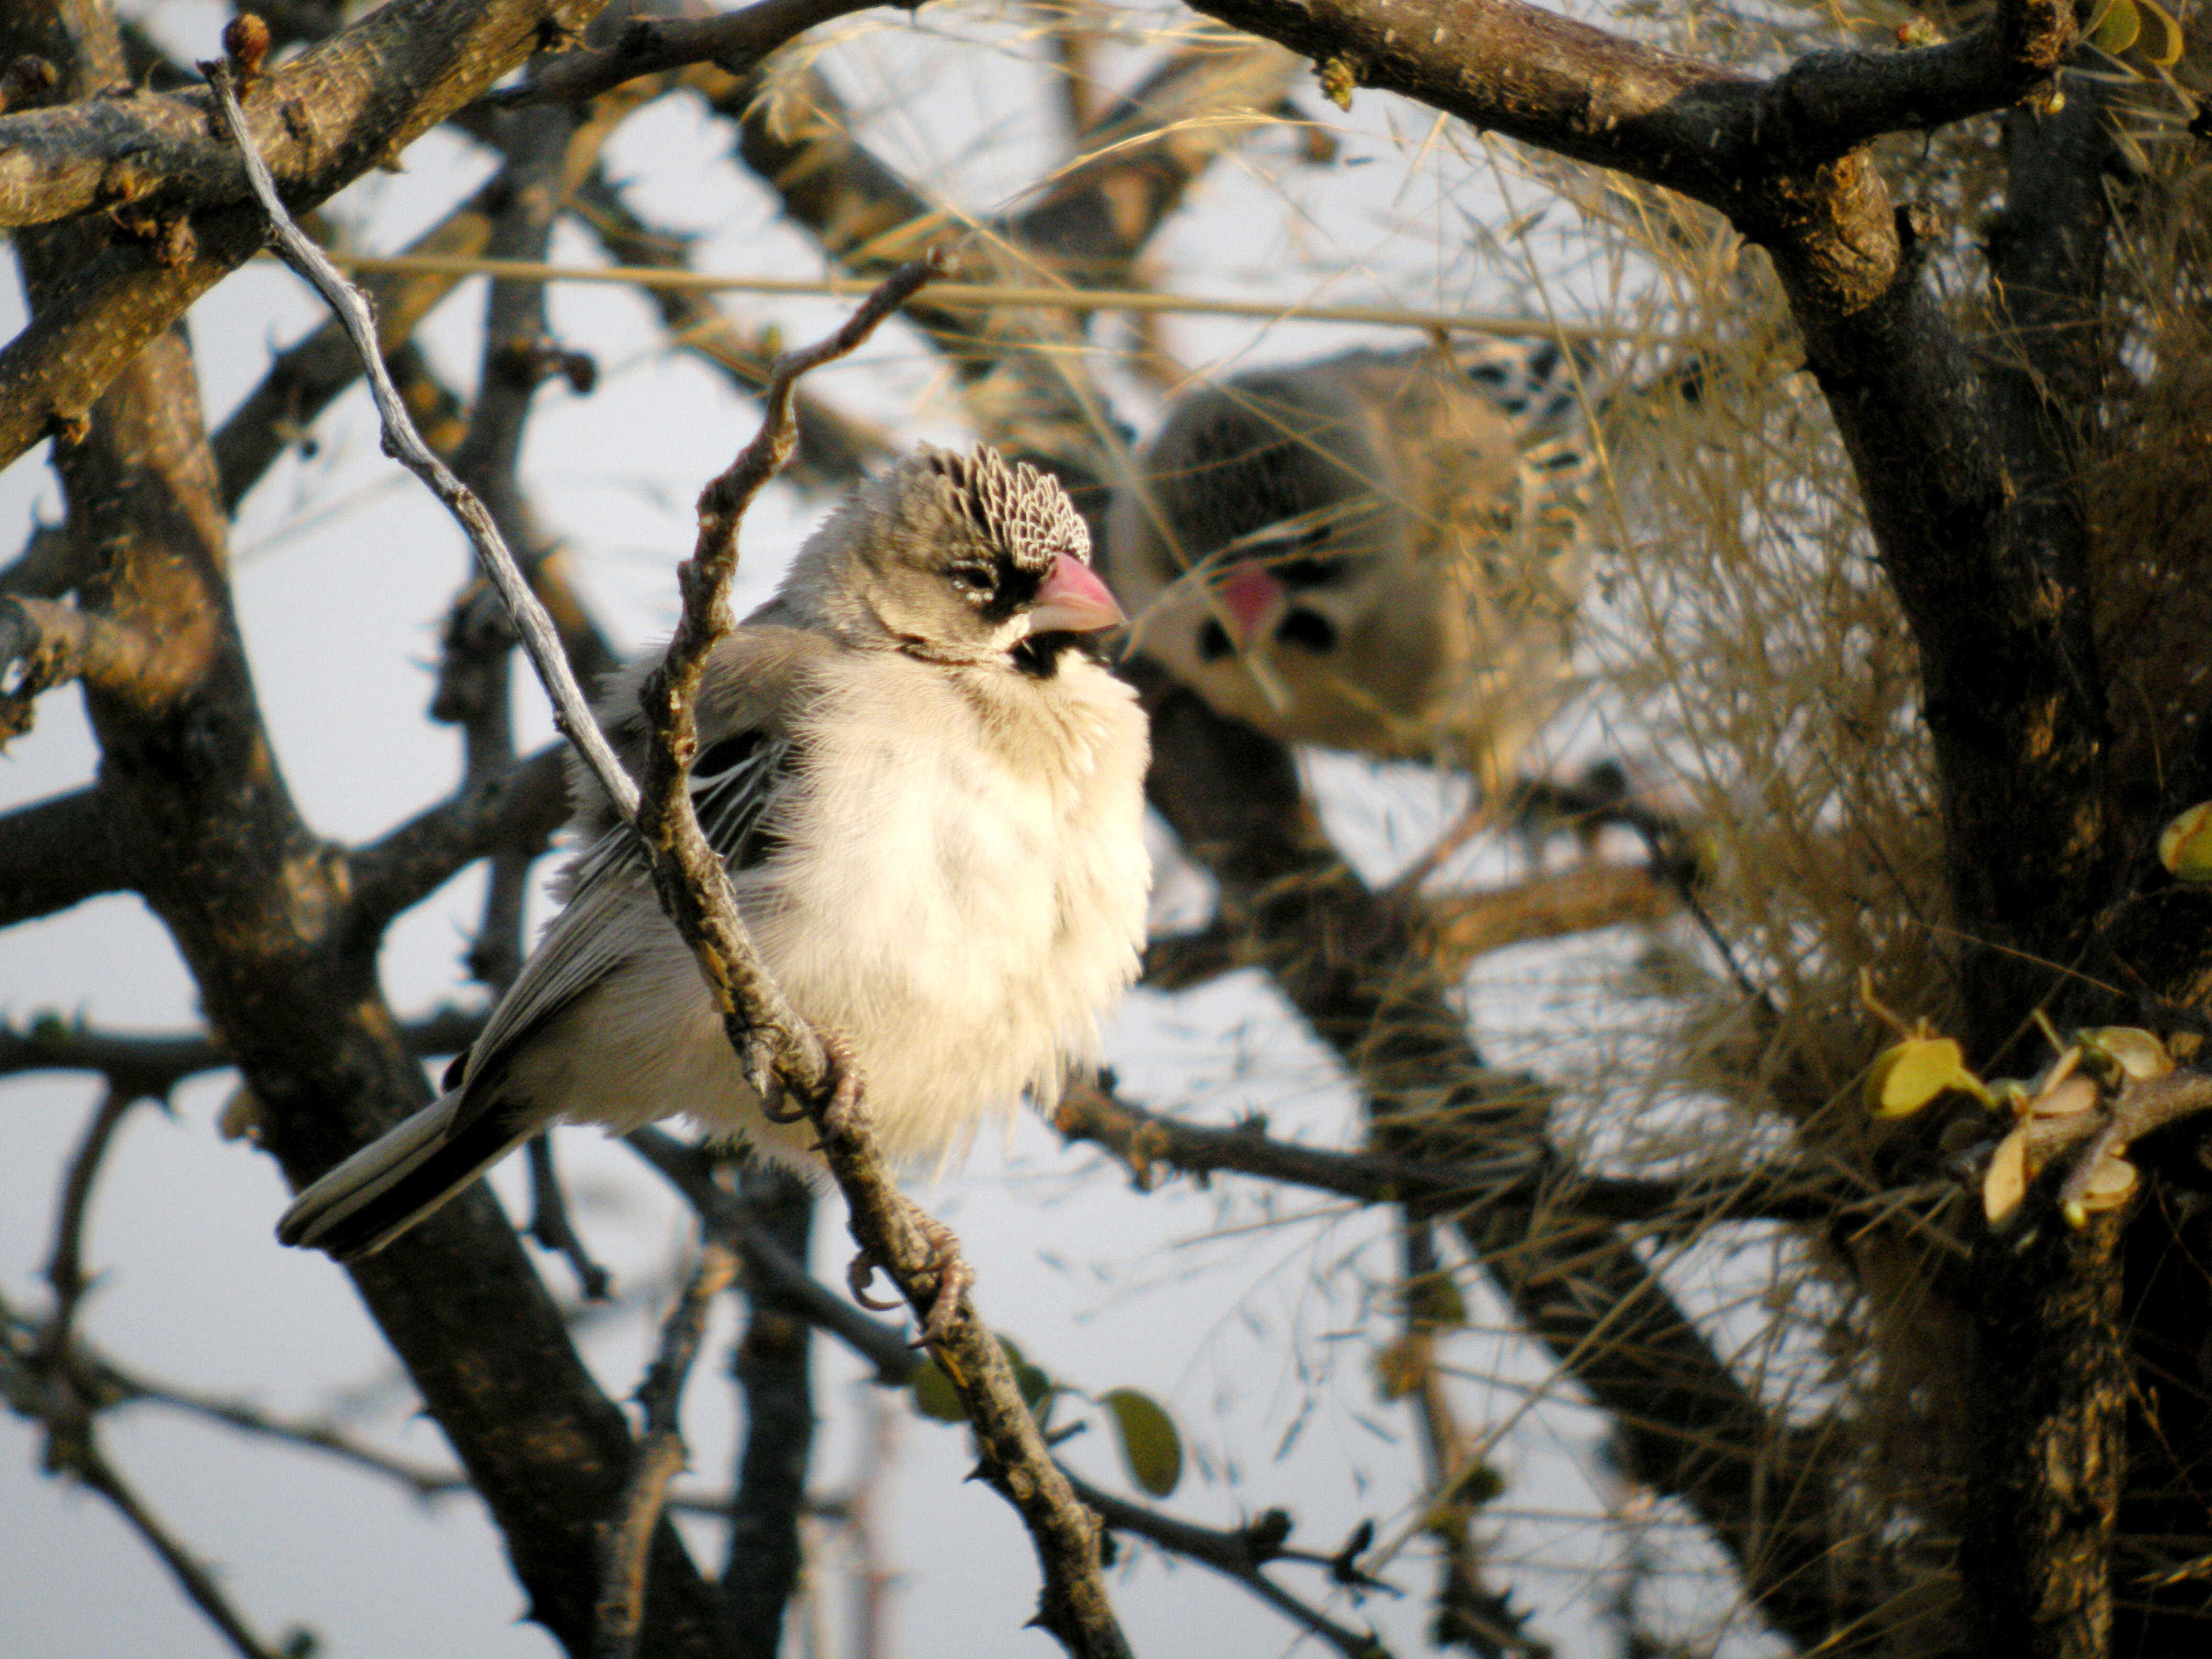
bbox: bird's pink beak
[1219,561,1286,642]
[1024,554,1125,635]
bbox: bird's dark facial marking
[1273,554,1342,591]
[695,729,765,781]
[1196,617,1234,661]
[1276,608,1337,652]
[1012,633,1088,678]
[950,553,1042,629]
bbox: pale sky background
[0,4,1783,1656]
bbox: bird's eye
[949,565,996,596]
[1196,618,1234,661]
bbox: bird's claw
[843,1219,973,1348]
[911,1212,972,1350]
[847,1247,905,1312]
[758,1067,808,1124]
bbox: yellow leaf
[1984,1126,2029,1225]
[2159,802,2212,880]
[1102,1388,1182,1498]
[1865,1036,1986,1118]
[2132,0,2184,65]
[2080,1026,2173,1082]
[1375,1334,1427,1401]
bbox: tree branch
[568,164,895,489]
[1052,1070,1856,1230]
[1136,669,1865,1651]
[624,1129,918,1382]
[0,1006,483,1097]
[1061,1466,1390,1659]
[0,786,135,926]
[596,1242,740,1659]
[722,1163,817,1656]
[496,0,903,108]
[346,745,571,935]
[213,174,502,513]
[0,594,180,736]
[0,0,617,474]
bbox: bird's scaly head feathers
[780,444,1120,665]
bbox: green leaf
[910,1358,966,1422]
[1102,1388,1182,1498]
[2093,0,2141,56]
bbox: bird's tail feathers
[276,1092,532,1262]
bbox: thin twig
[594,1241,739,1659]
[205,60,639,826]
[71,1439,291,1659]
[528,1135,614,1301]
[39,1086,140,1363]
[303,251,1644,341]
[1060,1467,1389,1659]
[624,1129,916,1381]
[1052,1072,1856,1229]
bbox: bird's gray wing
[444,726,797,1115]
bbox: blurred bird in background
[1106,339,1595,816]
[281,446,1152,1261]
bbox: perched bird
[282,446,1152,1260]
[1105,341,1593,794]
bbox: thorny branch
[623,249,1133,1657]
[595,1242,739,1659]
[1061,1466,1389,1659]
[1052,1072,1859,1231]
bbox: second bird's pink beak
[1024,554,1125,635]
[1219,561,1287,642]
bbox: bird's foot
[813,1028,866,1137]
[910,1210,972,1350]
[843,1214,973,1349]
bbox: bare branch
[0,594,172,736]
[0,0,618,473]
[497,0,903,107]
[1,1288,292,1659]
[0,1006,483,1097]
[0,786,135,927]
[347,745,571,934]
[1178,0,2070,242]
[723,1163,817,1656]
[595,1241,739,1659]
[213,176,501,513]
[1052,1071,1854,1229]
[39,1086,141,1362]
[624,1129,917,1381]
[1136,669,1866,1649]
[528,1134,615,1301]
[1144,862,1677,992]
[1060,1466,1390,1659]
[65,1437,293,1659]
[206,61,640,827]
[569,165,895,489]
